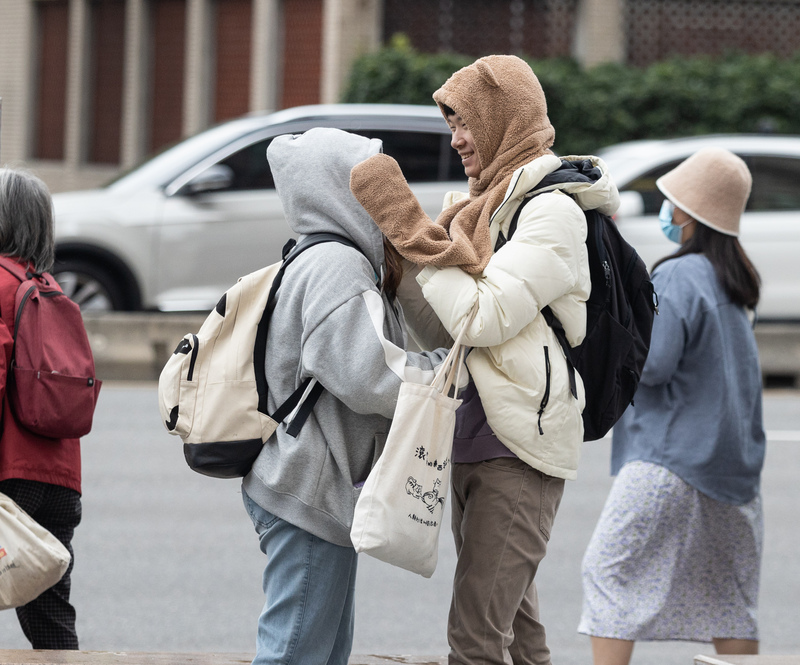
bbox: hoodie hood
[268,127,385,273]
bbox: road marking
[599,431,800,442]
[767,430,800,442]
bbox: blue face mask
[659,199,686,244]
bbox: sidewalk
[0,654,447,665]
[1,652,799,665]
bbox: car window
[746,156,800,211]
[217,138,275,190]
[359,130,465,182]
[622,159,683,214]
[211,129,465,192]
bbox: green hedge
[342,35,800,155]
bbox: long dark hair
[382,236,404,301]
[653,222,760,309]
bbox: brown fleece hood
[434,54,555,198]
[350,55,555,274]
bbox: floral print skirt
[578,460,762,642]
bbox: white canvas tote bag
[0,491,71,610]
[350,308,474,578]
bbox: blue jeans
[242,488,358,665]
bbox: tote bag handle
[431,304,477,396]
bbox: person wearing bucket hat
[579,147,766,665]
[657,145,753,240]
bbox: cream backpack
[158,233,359,478]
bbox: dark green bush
[342,34,472,106]
[342,37,800,155]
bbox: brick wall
[281,0,322,108]
[88,0,125,164]
[382,0,578,59]
[150,0,186,153]
[626,0,800,67]
[213,0,252,122]
[33,0,69,160]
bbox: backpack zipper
[186,334,199,381]
[537,346,551,435]
[11,285,40,359]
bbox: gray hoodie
[243,128,449,547]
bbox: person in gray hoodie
[241,127,451,665]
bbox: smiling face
[446,113,481,179]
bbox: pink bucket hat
[656,147,752,237]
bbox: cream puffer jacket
[415,153,620,480]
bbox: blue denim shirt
[611,253,766,505]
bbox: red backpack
[0,257,102,439]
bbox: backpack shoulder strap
[254,233,361,437]
[494,187,582,398]
[541,306,577,399]
[494,186,580,251]
[0,257,28,283]
[495,159,601,252]
[494,194,536,252]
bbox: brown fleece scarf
[350,55,555,274]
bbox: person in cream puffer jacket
[415,152,619,478]
[351,55,620,665]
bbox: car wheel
[52,259,128,312]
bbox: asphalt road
[1,384,798,665]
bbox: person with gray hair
[0,168,55,273]
[0,167,83,649]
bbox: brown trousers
[448,457,565,665]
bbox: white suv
[52,104,465,312]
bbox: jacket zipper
[537,346,551,435]
[490,170,524,226]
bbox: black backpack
[495,160,658,441]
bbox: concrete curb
[694,657,800,665]
[81,313,800,386]
[1,651,798,664]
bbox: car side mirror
[614,190,645,220]
[182,164,234,195]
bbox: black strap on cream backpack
[255,233,360,437]
[494,159,658,441]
